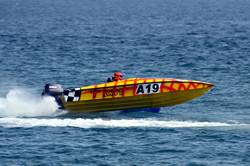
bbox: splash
[0,89,62,117]
[0,118,245,128]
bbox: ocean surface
[0,0,250,165]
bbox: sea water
[0,0,250,165]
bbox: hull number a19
[136,83,161,95]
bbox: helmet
[114,72,123,77]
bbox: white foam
[0,89,62,117]
[0,118,244,128]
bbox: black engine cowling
[42,84,64,108]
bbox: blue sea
[0,0,250,165]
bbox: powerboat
[42,78,213,112]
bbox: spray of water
[0,89,61,117]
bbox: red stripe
[178,83,186,91]
[166,80,175,92]
[92,85,98,99]
[122,80,127,97]
[187,82,197,90]
[160,79,166,93]
[133,79,137,96]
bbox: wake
[0,89,246,129]
[0,89,63,117]
[0,118,245,128]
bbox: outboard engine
[42,84,64,108]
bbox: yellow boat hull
[61,78,213,112]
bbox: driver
[107,72,124,82]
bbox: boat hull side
[63,87,211,112]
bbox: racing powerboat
[42,78,213,112]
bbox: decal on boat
[103,88,124,98]
[136,83,161,95]
[64,88,81,102]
